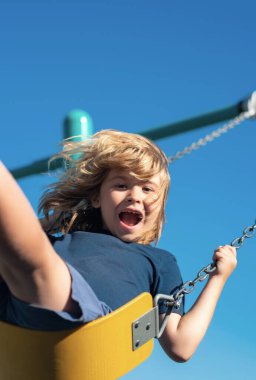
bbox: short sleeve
[153,251,185,316]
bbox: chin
[119,233,140,243]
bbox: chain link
[168,111,252,164]
[231,221,256,249]
[171,221,256,309]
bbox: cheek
[100,194,117,219]
[109,190,124,206]
[145,202,162,224]
[146,198,162,214]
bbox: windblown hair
[39,129,170,244]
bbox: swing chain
[168,111,252,164]
[170,220,256,309]
[171,263,216,309]
[231,221,256,249]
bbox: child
[0,130,236,362]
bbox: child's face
[92,169,163,243]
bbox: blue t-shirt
[50,231,184,315]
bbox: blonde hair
[39,129,170,244]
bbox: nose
[126,186,142,203]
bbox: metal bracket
[242,91,256,118]
[132,293,176,350]
[132,306,159,351]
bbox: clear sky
[1,1,256,379]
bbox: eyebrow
[109,175,159,188]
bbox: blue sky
[1,1,256,379]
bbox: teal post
[11,110,94,179]
[63,109,94,141]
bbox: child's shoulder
[131,241,177,263]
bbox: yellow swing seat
[0,292,154,380]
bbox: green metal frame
[140,103,243,140]
[10,96,251,179]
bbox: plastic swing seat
[0,292,154,380]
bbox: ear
[91,197,101,208]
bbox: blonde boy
[0,130,236,361]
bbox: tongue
[120,212,139,226]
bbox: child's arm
[159,245,237,362]
[0,161,79,313]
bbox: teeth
[127,211,142,216]
[120,211,143,216]
[124,211,143,220]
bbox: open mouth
[119,210,143,227]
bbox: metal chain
[155,220,256,338]
[164,220,256,309]
[166,104,256,306]
[230,221,256,249]
[155,96,256,337]
[168,111,252,164]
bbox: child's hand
[212,245,237,281]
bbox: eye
[114,183,127,190]
[143,186,154,193]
